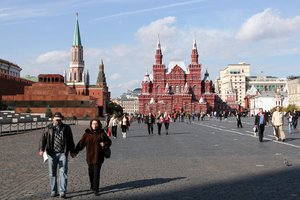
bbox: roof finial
[157,34,161,50]
[193,38,197,50]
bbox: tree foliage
[107,101,123,117]
[45,106,52,118]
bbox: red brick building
[139,38,221,115]
[2,74,98,117]
[0,73,33,100]
[1,14,110,118]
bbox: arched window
[176,86,179,93]
[156,85,160,94]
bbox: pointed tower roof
[73,13,82,46]
[191,39,199,64]
[155,34,163,65]
[97,58,107,85]
[192,39,197,50]
[143,71,151,82]
[203,68,210,81]
[157,34,161,50]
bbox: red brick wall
[0,73,33,100]
[15,107,98,118]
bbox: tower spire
[155,34,163,65]
[191,39,199,64]
[73,12,82,46]
[157,34,161,50]
[68,13,84,83]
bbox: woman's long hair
[89,118,102,132]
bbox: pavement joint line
[193,122,300,149]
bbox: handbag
[104,147,111,158]
[253,126,258,133]
[43,151,48,163]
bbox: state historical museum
[139,38,221,115]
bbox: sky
[1,0,300,98]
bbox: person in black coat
[254,108,267,142]
[236,111,243,128]
[74,119,111,196]
[145,112,155,134]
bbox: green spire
[73,13,82,46]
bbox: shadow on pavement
[100,177,186,195]
[115,167,300,200]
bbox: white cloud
[116,79,141,90]
[236,8,300,41]
[135,16,177,44]
[110,73,121,80]
[35,50,69,65]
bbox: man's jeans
[48,152,68,195]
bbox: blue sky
[1,0,300,97]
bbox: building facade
[115,89,141,115]
[138,38,219,115]
[246,76,287,93]
[0,58,21,77]
[287,77,300,107]
[217,63,250,106]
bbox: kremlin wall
[0,15,110,118]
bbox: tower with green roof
[67,13,86,84]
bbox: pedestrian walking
[292,110,299,129]
[74,119,111,196]
[156,111,164,135]
[236,111,243,128]
[108,114,119,138]
[145,112,155,135]
[271,106,286,141]
[39,112,76,198]
[164,111,171,135]
[287,112,294,134]
[254,108,267,142]
[120,114,130,138]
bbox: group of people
[39,112,111,198]
[107,113,130,139]
[254,106,299,142]
[145,111,171,135]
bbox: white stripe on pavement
[193,122,300,149]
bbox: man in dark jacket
[236,111,243,128]
[254,108,267,142]
[39,112,75,198]
[145,112,155,134]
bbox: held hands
[70,153,77,158]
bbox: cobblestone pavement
[1,117,300,200]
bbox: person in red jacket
[74,119,111,196]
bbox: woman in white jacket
[108,114,119,138]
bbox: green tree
[0,100,7,110]
[25,106,32,113]
[107,101,123,116]
[284,104,299,113]
[45,106,52,118]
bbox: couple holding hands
[39,112,111,198]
